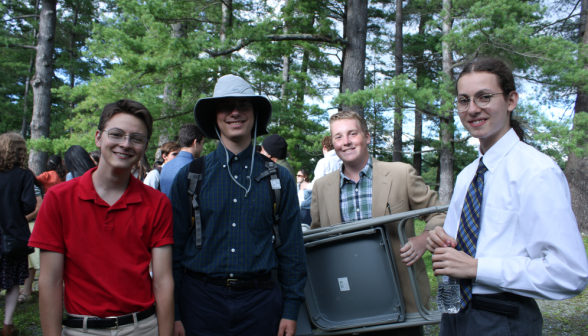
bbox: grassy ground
[0,224,586,335]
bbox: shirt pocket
[481,206,517,240]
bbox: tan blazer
[310,158,446,313]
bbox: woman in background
[89,150,101,166]
[64,145,96,181]
[0,133,35,335]
[35,155,66,193]
[132,154,151,181]
[144,142,180,190]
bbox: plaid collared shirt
[340,157,373,223]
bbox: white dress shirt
[444,128,588,300]
[309,150,342,189]
[143,169,160,190]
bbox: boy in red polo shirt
[30,100,174,336]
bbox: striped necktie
[455,158,488,308]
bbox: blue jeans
[179,272,283,336]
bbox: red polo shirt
[30,167,173,317]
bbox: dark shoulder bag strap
[187,157,206,248]
[255,159,282,249]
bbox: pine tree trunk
[438,0,455,204]
[296,50,310,106]
[157,23,186,162]
[341,0,368,118]
[28,0,57,175]
[20,0,40,138]
[281,0,290,100]
[392,0,403,162]
[564,0,588,233]
[413,12,428,175]
[220,0,232,43]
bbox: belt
[471,292,523,316]
[62,306,156,329]
[185,269,274,289]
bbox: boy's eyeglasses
[456,92,504,112]
[103,128,148,147]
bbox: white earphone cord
[214,115,258,198]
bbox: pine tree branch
[205,34,347,57]
[8,44,37,50]
[153,110,192,121]
[450,136,472,143]
[3,14,40,22]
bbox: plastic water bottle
[437,275,460,314]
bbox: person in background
[144,142,180,190]
[296,169,310,206]
[160,124,205,197]
[132,154,152,181]
[297,169,312,227]
[260,134,296,178]
[0,132,36,336]
[428,58,588,335]
[36,155,66,193]
[89,150,100,166]
[309,135,342,187]
[20,178,44,304]
[64,145,96,181]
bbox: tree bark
[393,0,404,162]
[281,0,290,100]
[341,0,368,118]
[220,0,232,43]
[564,0,588,233]
[296,50,310,105]
[157,22,186,162]
[438,0,455,204]
[413,12,428,176]
[28,0,57,175]
[20,0,40,138]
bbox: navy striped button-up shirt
[169,144,307,320]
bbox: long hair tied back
[457,58,525,142]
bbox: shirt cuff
[282,300,302,321]
[28,241,65,254]
[151,238,174,249]
[476,257,502,286]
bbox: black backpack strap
[255,159,282,249]
[187,157,206,248]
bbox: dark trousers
[360,325,424,336]
[179,272,283,336]
[440,294,542,336]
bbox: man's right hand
[427,227,457,253]
[174,320,185,336]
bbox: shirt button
[234,175,238,179]
[355,188,359,192]
[230,273,234,277]
[356,208,360,212]
[235,157,239,160]
[245,165,248,169]
[233,199,237,203]
[231,248,235,252]
[223,165,226,168]
[232,223,236,227]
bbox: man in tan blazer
[310,111,445,336]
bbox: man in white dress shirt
[427,58,588,336]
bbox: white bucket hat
[193,75,272,140]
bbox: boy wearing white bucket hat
[169,75,306,336]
